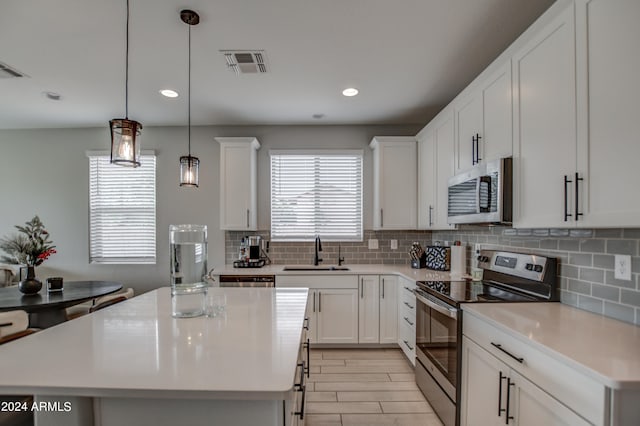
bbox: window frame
[86,150,157,264]
[270,149,363,242]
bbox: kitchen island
[0,287,309,426]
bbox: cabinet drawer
[399,310,416,330]
[399,321,416,365]
[400,290,416,316]
[277,275,358,289]
[463,311,606,425]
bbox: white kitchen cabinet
[461,337,589,426]
[454,62,513,174]
[512,3,577,228]
[370,136,417,230]
[358,275,398,344]
[316,289,359,344]
[417,111,455,230]
[216,137,260,230]
[277,275,359,344]
[397,277,416,365]
[379,275,398,344]
[358,275,380,344]
[573,0,640,227]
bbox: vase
[19,266,42,295]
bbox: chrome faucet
[314,235,323,266]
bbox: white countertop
[0,287,308,400]
[213,263,467,282]
[462,303,640,390]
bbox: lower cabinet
[358,275,399,344]
[397,277,416,365]
[461,311,607,426]
[278,275,359,344]
[461,336,589,426]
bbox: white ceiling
[0,0,555,129]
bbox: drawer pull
[491,342,524,364]
[403,340,414,351]
[403,302,414,310]
[403,316,414,326]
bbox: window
[88,152,156,264]
[270,150,362,241]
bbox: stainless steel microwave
[447,157,512,225]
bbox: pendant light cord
[125,0,130,119]
[188,22,192,156]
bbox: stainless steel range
[414,250,558,426]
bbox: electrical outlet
[390,239,398,250]
[614,255,632,281]
[368,239,379,250]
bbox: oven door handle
[414,291,458,319]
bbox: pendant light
[110,0,142,167]
[179,9,200,187]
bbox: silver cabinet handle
[380,209,384,227]
[381,278,385,299]
[428,205,433,227]
[246,209,250,228]
[313,292,316,313]
[403,340,414,351]
[360,278,364,299]
[403,316,414,326]
[403,301,414,310]
[318,291,321,312]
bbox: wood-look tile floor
[305,348,444,426]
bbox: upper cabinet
[216,137,260,230]
[370,137,417,230]
[575,0,640,227]
[512,3,577,228]
[417,110,456,230]
[513,0,640,228]
[454,62,513,174]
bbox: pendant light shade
[179,9,200,188]
[110,0,142,167]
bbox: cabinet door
[578,0,640,227]
[512,4,577,228]
[455,95,483,173]
[482,62,513,163]
[316,289,358,344]
[417,128,436,229]
[509,370,591,426]
[218,139,259,230]
[460,337,504,426]
[434,113,456,229]
[358,276,380,344]
[371,138,417,230]
[379,275,398,344]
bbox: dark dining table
[0,281,123,328]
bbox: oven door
[415,290,459,402]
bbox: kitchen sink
[282,265,350,271]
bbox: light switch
[368,239,379,250]
[390,239,398,250]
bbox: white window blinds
[88,154,156,264]
[270,151,363,241]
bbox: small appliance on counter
[234,235,270,268]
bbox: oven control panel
[477,250,550,282]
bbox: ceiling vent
[0,61,27,79]
[221,50,268,75]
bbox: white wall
[0,124,419,293]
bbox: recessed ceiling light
[160,89,179,98]
[342,88,359,97]
[42,91,62,101]
[312,113,325,119]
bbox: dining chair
[0,310,37,426]
[67,288,135,319]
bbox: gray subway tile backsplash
[225,225,640,326]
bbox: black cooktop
[416,279,539,306]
